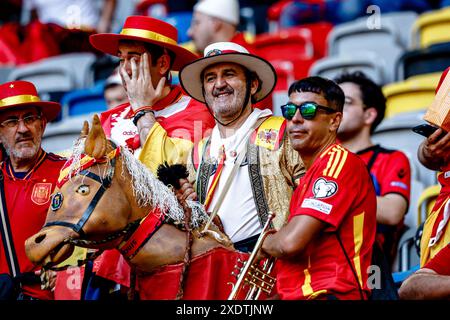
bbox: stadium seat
[327,18,405,83]
[0,66,14,83]
[90,55,120,83]
[396,42,450,80]
[163,11,192,44]
[372,110,437,187]
[60,81,107,118]
[42,113,96,154]
[270,60,296,117]
[253,28,317,80]
[417,184,441,226]
[412,7,450,49]
[375,11,418,49]
[8,53,97,102]
[382,72,441,118]
[309,52,385,84]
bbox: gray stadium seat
[8,53,97,94]
[309,52,385,84]
[327,18,405,84]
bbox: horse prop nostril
[35,234,46,244]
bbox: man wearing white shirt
[178,42,305,251]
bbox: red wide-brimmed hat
[0,81,61,121]
[89,16,198,71]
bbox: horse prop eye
[76,185,90,195]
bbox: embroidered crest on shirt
[313,178,337,198]
[31,183,52,205]
[256,128,278,149]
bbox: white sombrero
[179,42,277,103]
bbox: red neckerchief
[151,86,184,111]
[4,149,46,181]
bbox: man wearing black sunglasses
[260,76,377,300]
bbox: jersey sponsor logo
[390,181,408,190]
[445,171,450,179]
[313,178,338,198]
[301,198,333,215]
[31,183,52,205]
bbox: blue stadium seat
[60,81,107,118]
[163,11,192,44]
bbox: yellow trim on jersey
[301,267,313,297]
[353,212,365,288]
[322,145,348,178]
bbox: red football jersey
[275,144,377,300]
[424,244,450,275]
[356,145,411,201]
[0,151,65,299]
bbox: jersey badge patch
[31,183,52,205]
[313,178,337,198]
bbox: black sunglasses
[280,102,336,120]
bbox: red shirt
[275,144,377,300]
[424,244,450,275]
[357,145,411,264]
[0,151,65,299]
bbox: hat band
[0,94,41,107]
[120,28,177,46]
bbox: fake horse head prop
[25,114,254,300]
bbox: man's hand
[120,52,166,111]
[176,178,198,202]
[418,128,450,170]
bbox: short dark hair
[288,76,345,112]
[334,71,386,133]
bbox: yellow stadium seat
[417,184,441,226]
[413,7,450,48]
[382,72,441,118]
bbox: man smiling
[178,42,304,252]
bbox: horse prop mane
[25,115,251,300]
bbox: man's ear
[158,54,171,76]
[364,107,378,126]
[330,112,343,132]
[250,77,259,96]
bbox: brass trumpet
[228,212,276,300]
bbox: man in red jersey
[0,80,65,300]
[260,76,377,300]
[335,71,411,269]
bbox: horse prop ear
[85,114,108,159]
[80,121,89,138]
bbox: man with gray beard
[0,80,65,300]
[177,42,305,253]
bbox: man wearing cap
[188,0,256,55]
[90,15,215,169]
[259,77,376,300]
[0,80,65,300]
[178,42,304,252]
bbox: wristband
[133,109,154,126]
